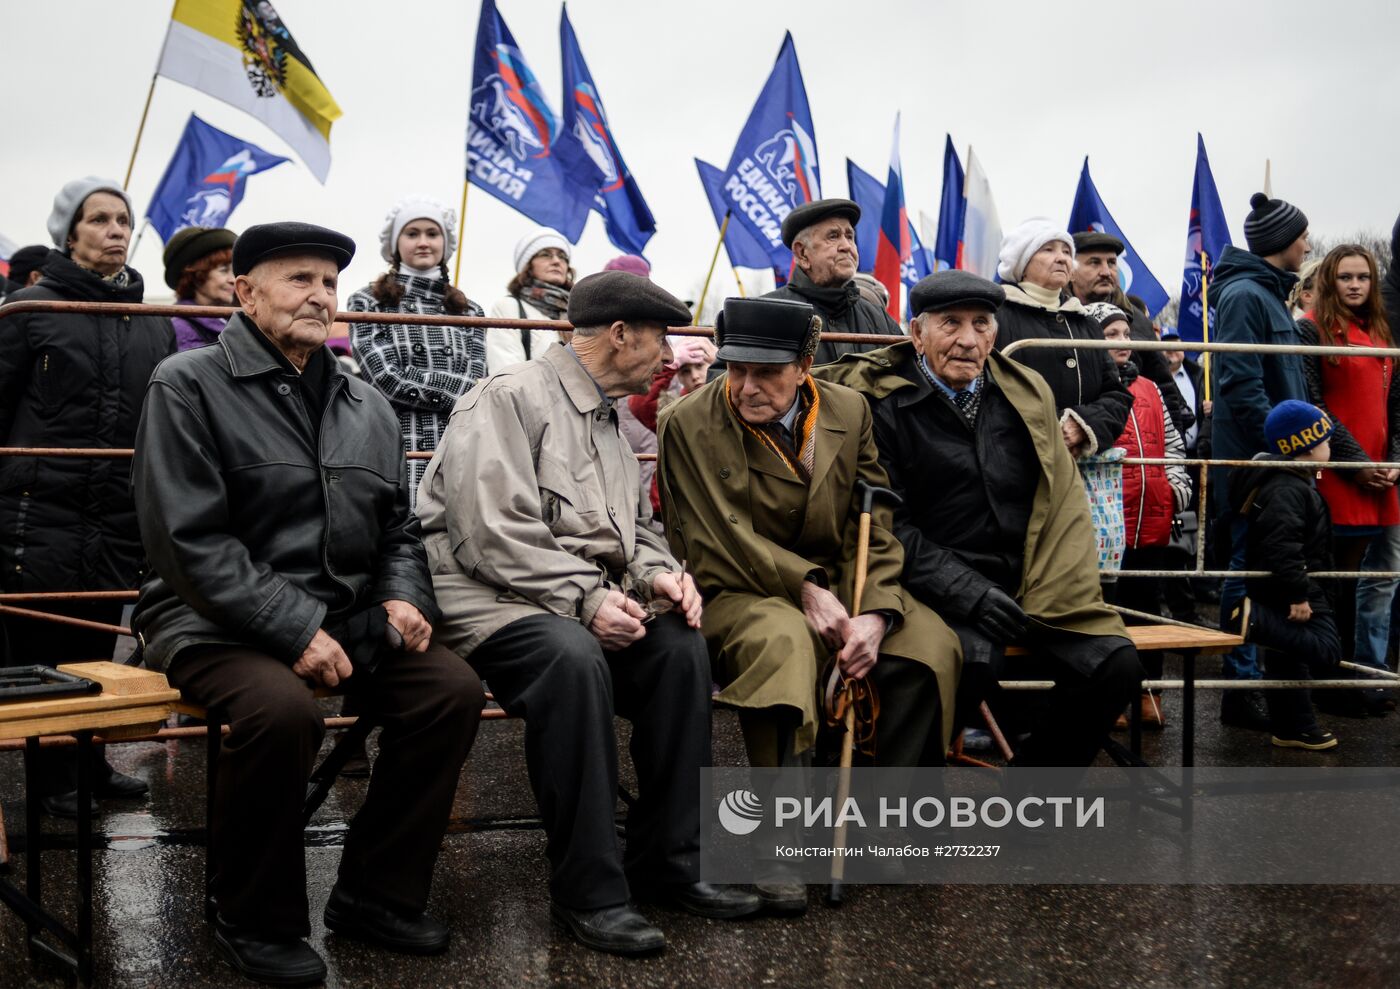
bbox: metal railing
[1002,335,1400,580]
[3,303,1400,626]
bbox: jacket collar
[541,342,609,414]
[218,311,356,399]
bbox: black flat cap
[715,297,820,364]
[780,197,861,248]
[909,270,1006,317]
[162,226,237,290]
[567,270,692,328]
[1072,230,1124,255]
[232,221,355,277]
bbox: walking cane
[826,479,901,906]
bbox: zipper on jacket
[1129,407,1146,546]
[310,375,357,609]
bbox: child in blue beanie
[1226,400,1343,750]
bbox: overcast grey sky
[3,0,1396,314]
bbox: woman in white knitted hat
[486,227,574,372]
[347,196,486,507]
[993,217,1133,458]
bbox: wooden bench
[0,663,179,986]
[1000,623,1242,768]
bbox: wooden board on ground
[1007,624,1241,658]
[0,661,179,741]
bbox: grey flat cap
[908,270,1006,316]
[780,198,861,248]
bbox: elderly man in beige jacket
[417,271,760,956]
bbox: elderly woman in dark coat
[992,218,1132,457]
[0,176,175,815]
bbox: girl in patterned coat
[348,196,487,509]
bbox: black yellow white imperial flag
[156,0,342,182]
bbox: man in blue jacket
[1210,192,1311,730]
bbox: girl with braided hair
[347,196,487,508]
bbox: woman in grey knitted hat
[0,176,175,816]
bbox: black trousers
[467,612,711,911]
[953,623,1144,767]
[168,642,484,938]
[2,602,125,795]
[1251,605,1343,735]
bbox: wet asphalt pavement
[4,638,1400,988]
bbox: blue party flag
[718,33,820,272]
[146,113,288,243]
[1068,157,1169,316]
[1178,135,1233,344]
[560,7,655,255]
[466,0,598,242]
[696,159,774,272]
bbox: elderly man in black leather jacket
[132,222,484,988]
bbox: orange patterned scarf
[727,376,821,483]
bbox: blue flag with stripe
[1068,157,1169,316]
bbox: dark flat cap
[232,221,355,277]
[162,226,237,290]
[909,270,1005,317]
[567,270,691,328]
[715,297,820,364]
[781,198,861,248]
[1072,230,1124,255]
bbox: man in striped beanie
[1208,192,1313,731]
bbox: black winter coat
[994,288,1132,454]
[0,251,175,592]
[867,353,1039,621]
[1228,455,1333,613]
[131,313,441,672]
[763,268,900,365]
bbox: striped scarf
[727,376,821,483]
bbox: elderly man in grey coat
[418,270,760,956]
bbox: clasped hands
[588,570,702,651]
[800,581,887,679]
[291,599,430,688]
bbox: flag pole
[452,178,470,285]
[732,268,746,298]
[1200,249,1211,403]
[123,74,159,190]
[125,1,177,190]
[129,219,152,259]
[693,211,730,325]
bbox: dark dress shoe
[654,881,761,920]
[39,791,98,818]
[754,880,808,915]
[549,901,665,955]
[213,916,326,987]
[95,765,149,799]
[323,883,449,955]
[1220,688,1271,731]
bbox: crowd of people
[1,174,1399,984]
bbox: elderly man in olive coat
[657,297,959,772]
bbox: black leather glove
[973,587,1030,646]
